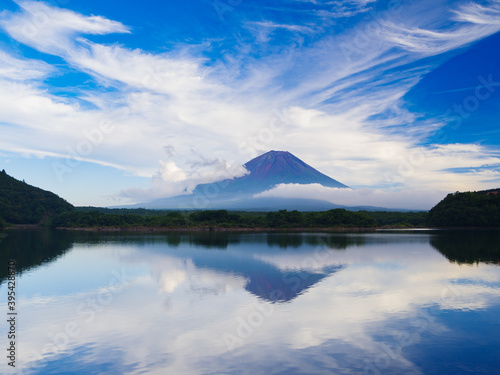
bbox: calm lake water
[1,229,500,375]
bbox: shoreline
[53,226,380,233]
[5,225,499,232]
[4,225,387,232]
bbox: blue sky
[0,0,500,208]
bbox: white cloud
[158,160,187,183]
[453,1,500,25]
[0,0,129,55]
[118,153,250,202]
[67,43,213,97]
[376,1,500,55]
[255,184,448,210]
[245,21,316,34]
[0,51,53,80]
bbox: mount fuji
[194,150,349,195]
[127,151,351,211]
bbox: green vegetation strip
[48,208,428,229]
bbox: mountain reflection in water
[1,229,500,375]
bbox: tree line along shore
[47,208,426,230]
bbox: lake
[1,229,500,374]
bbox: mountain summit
[243,150,348,189]
[193,150,348,196]
[129,150,350,211]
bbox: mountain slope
[128,151,350,210]
[0,170,74,224]
[193,150,348,196]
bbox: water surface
[1,230,500,374]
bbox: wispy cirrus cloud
[452,1,500,25]
[0,50,53,80]
[245,20,317,34]
[0,0,129,54]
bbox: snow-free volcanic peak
[125,150,350,210]
[193,150,349,196]
[244,150,349,188]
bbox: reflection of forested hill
[0,230,74,285]
[430,231,500,265]
[266,233,366,249]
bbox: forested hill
[427,189,500,227]
[0,170,73,225]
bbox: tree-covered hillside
[427,189,500,227]
[0,170,74,224]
